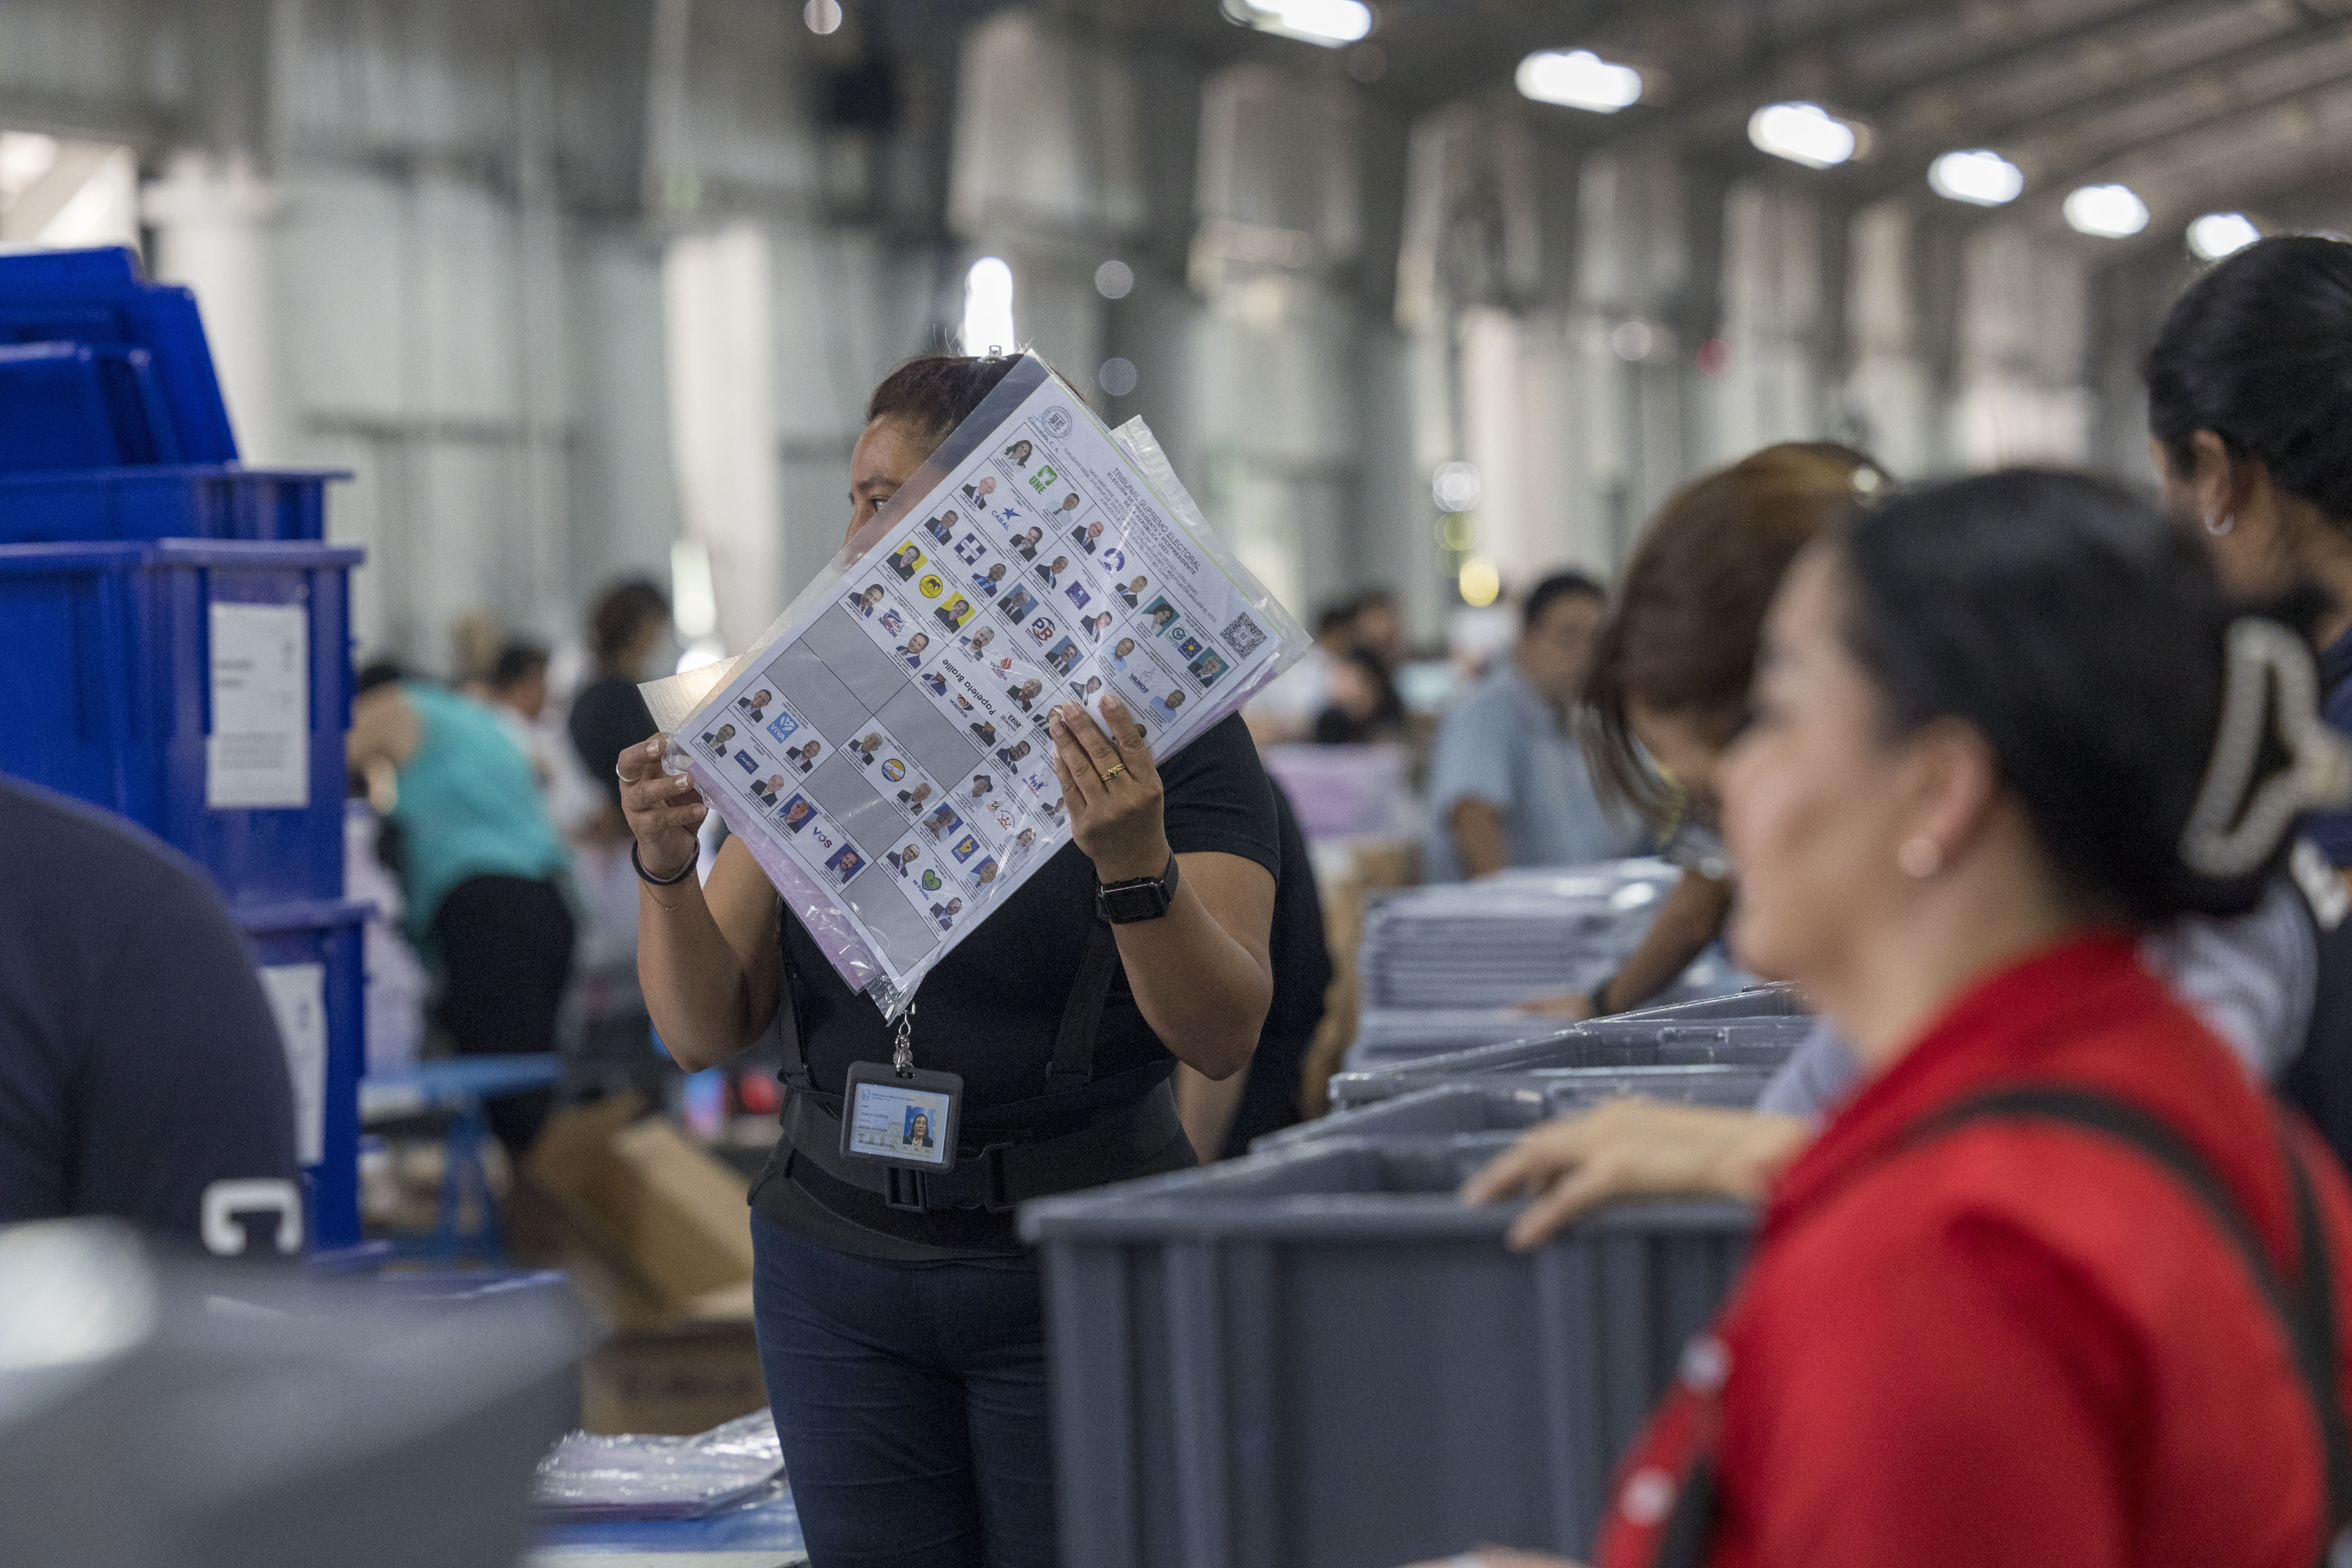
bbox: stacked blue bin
[0,247,366,1250]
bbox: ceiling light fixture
[1515,49,1645,114]
[2187,211,2261,261]
[1927,149,2023,207]
[2063,183,2149,239]
[1219,0,1373,48]
[1748,102,1862,170]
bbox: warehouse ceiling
[1076,0,2352,251]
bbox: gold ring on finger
[1101,762,1127,781]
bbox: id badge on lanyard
[840,1003,964,1173]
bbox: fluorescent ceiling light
[1516,50,1644,113]
[1759,103,1863,171]
[2063,183,2148,239]
[1220,0,1373,47]
[1928,149,2023,207]
[2187,211,2261,261]
[1748,102,1860,169]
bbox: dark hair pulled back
[1837,469,2273,925]
[2146,234,2352,523]
[866,354,1020,448]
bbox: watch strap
[1096,854,1179,924]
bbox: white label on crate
[207,602,310,810]
[260,961,327,1166]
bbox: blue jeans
[750,1211,1057,1568]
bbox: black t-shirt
[0,775,301,1248]
[568,675,658,808]
[755,713,1280,1260]
[1220,782,1332,1156]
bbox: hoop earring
[2205,511,2235,537]
[1898,837,1944,880]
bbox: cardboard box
[527,1096,768,1434]
[579,1322,768,1438]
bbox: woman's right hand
[1461,1100,1812,1251]
[617,736,706,881]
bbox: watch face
[1100,880,1170,922]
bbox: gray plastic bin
[1328,1012,1813,1111]
[1022,1138,1753,1568]
[1257,1063,1779,1152]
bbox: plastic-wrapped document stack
[1348,859,1751,1070]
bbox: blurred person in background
[1425,571,1642,882]
[1351,587,1406,672]
[449,610,503,698]
[1246,597,1361,743]
[488,639,602,842]
[569,578,671,820]
[1519,445,1877,1018]
[1455,470,2352,1568]
[1312,648,1406,745]
[348,672,572,1160]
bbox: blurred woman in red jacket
[1460,469,2352,1568]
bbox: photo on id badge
[843,1061,958,1171]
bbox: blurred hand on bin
[1461,1098,1810,1250]
[1399,1551,1584,1567]
[618,736,706,882]
[1513,989,1597,1020]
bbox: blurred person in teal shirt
[350,666,572,1157]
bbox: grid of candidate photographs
[696,404,1278,976]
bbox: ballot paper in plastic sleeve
[640,353,1310,1019]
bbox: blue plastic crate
[0,245,237,462]
[0,463,346,543]
[0,340,183,471]
[236,898,370,1253]
[0,538,361,906]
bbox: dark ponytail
[2145,234,2352,524]
[1837,470,2287,924]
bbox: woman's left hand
[1049,696,1170,882]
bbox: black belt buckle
[976,1144,1017,1212]
[883,1167,930,1212]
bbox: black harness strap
[774,915,1123,1105]
[765,913,1138,1211]
[1653,1085,2352,1568]
[1044,916,1120,1092]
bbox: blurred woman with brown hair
[1522,443,1881,1019]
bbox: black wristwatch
[1097,855,1180,924]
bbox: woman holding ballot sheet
[615,353,1279,1568]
